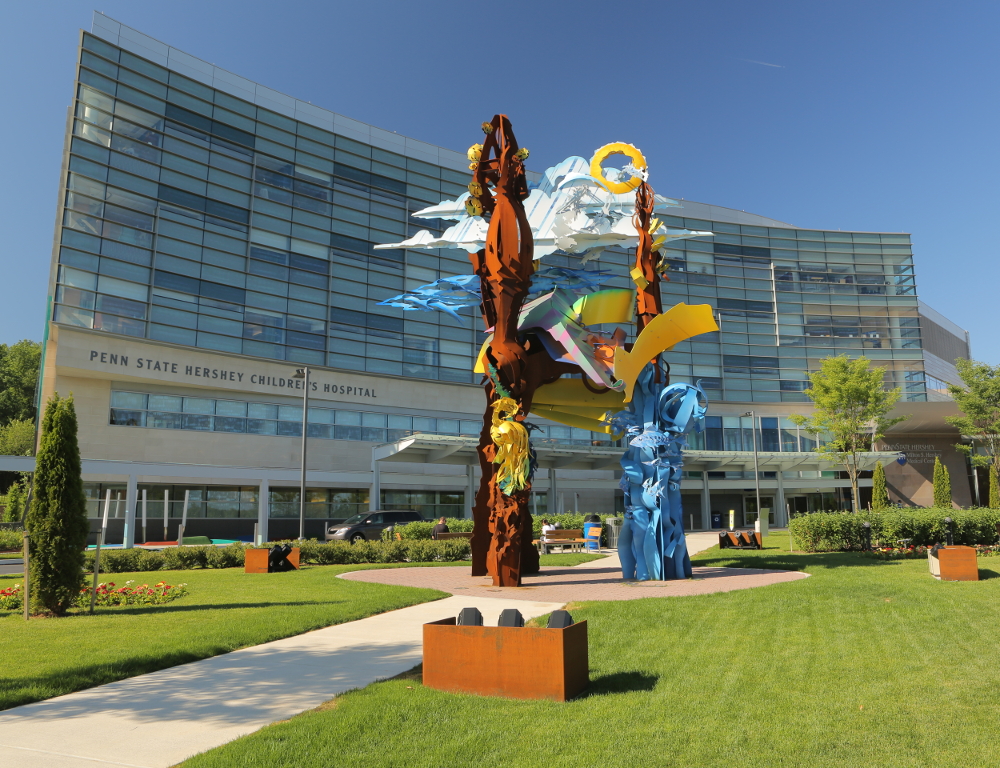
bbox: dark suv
[325,510,424,543]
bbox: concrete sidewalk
[0,594,563,768]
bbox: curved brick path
[340,555,808,602]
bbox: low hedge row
[394,514,619,545]
[82,538,471,573]
[789,508,1000,552]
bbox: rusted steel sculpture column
[466,115,537,587]
[631,180,663,335]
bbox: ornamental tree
[871,460,890,510]
[932,456,952,508]
[991,466,1000,509]
[26,393,89,615]
[791,355,907,512]
[945,359,1000,505]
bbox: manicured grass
[0,564,447,711]
[538,551,606,567]
[182,539,1000,768]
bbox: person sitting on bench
[431,517,449,540]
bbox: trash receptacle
[605,517,622,549]
[711,511,723,529]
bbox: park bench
[718,530,762,550]
[534,529,584,554]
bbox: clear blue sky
[2,1,994,361]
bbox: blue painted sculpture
[615,366,707,581]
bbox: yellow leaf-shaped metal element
[467,144,483,162]
[514,147,529,161]
[648,218,661,235]
[651,234,667,252]
[589,142,647,195]
[468,181,483,196]
[465,197,483,217]
[571,288,636,326]
[468,162,478,171]
[630,266,650,290]
[481,122,493,134]
[613,303,719,403]
[490,397,531,495]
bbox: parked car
[325,510,424,543]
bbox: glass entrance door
[744,496,774,526]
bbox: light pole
[745,410,762,533]
[293,367,310,540]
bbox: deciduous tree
[792,355,907,512]
[26,394,88,615]
[946,359,1000,509]
[0,340,41,425]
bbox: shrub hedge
[82,539,471,573]
[0,529,23,551]
[394,514,619,546]
[789,508,1000,552]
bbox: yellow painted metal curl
[490,397,531,495]
[589,142,647,194]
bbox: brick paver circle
[340,559,808,602]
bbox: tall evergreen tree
[26,394,88,615]
[792,355,907,511]
[871,460,890,510]
[932,456,952,508]
[3,475,27,522]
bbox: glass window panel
[335,410,361,425]
[436,418,459,434]
[277,405,302,421]
[97,275,148,301]
[412,417,434,432]
[387,415,411,431]
[111,391,147,409]
[215,400,248,417]
[361,412,386,428]
[308,407,335,424]
[183,397,215,414]
[181,414,213,431]
[248,402,278,419]
[247,419,278,435]
[213,416,246,434]
[96,294,146,319]
[148,394,182,412]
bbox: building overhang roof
[373,434,901,473]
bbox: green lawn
[0,564,448,711]
[182,541,1000,768]
[0,553,603,710]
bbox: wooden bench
[435,532,473,540]
[719,530,762,550]
[534,529,584,554]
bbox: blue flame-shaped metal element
[617,366,707,581]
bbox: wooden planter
[423,618,588,701]
[928,546,978,581]
[245,547,300,574]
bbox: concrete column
[257,479,269,545]
[124,474,137,548]
[550,469,559,515]
[700,476,711,531]
[465,463,475,519]
[370,455,380,512]
[775,471,786,527]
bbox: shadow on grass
[580,671,659,698]
[978,568,1000,580]
[692,548,909,573]
[60,600,347,619]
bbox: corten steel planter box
[928,546,979,581]
[244,547,300,574]
[422,618,588,701]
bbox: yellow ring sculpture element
[589,142,647,195]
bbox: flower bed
[75,580,188,608]
[0,580,188,611]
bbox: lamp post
[293,367,310,540]
[745,410,762,534]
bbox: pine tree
[991,465,1000,509]
[26,394,89,615]
[932,456,952,508]
[871,460,890,510]
[3,475,27,522]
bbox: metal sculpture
[376,128,720,584]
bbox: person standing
[431,516,449,540]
